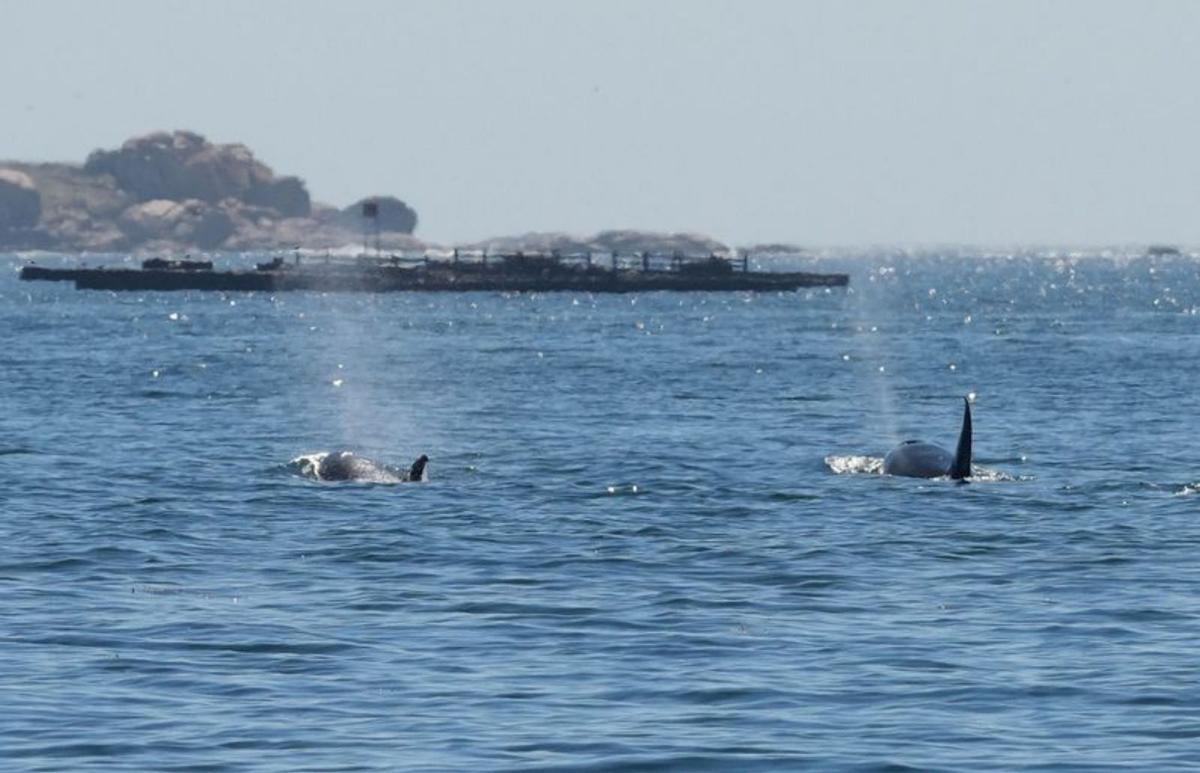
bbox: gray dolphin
[317,451,429,482]
[882,398,972,480]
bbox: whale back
[311,450,428,483]
[316,451,378,481]
[881,397,974,480]
[882,441,955,478]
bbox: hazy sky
[4,0,1200,246]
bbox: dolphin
[882,398,972,480]
[316,451,429,482]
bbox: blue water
[4,250,1200,772]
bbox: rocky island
[0,130,419,253]
[0,130,748,257]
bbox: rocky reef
[465,229,730,256]
[0,131,419,253]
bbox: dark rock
[0,168,42,230]
[248,175,310,217]
[344,196,417,234]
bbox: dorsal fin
[409,454,429,482]
[949,397,972,480]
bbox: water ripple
[5,253,1200,771]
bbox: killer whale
[316,451,429,482]
[882,398,972,480]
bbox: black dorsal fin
[409,454,429,482]
[949,397,972,480]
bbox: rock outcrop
[343,196,418,234]
[118,199,235,249]
[0,169,42,231]
[82,131,312,214]
[0,130,414,252]
[467,229,730,256]
[743,242,805,254]
[248,175,310,218]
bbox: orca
[316,451,428,483]
[882,398,972,480]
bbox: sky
[4,0,1200,246]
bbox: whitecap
[824,455,884,475]
[289,452,329,480]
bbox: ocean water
[3,250,1200,772]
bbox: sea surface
[3,250,1200,772]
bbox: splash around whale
[824,397,1010,481]
[291,451,428,483]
